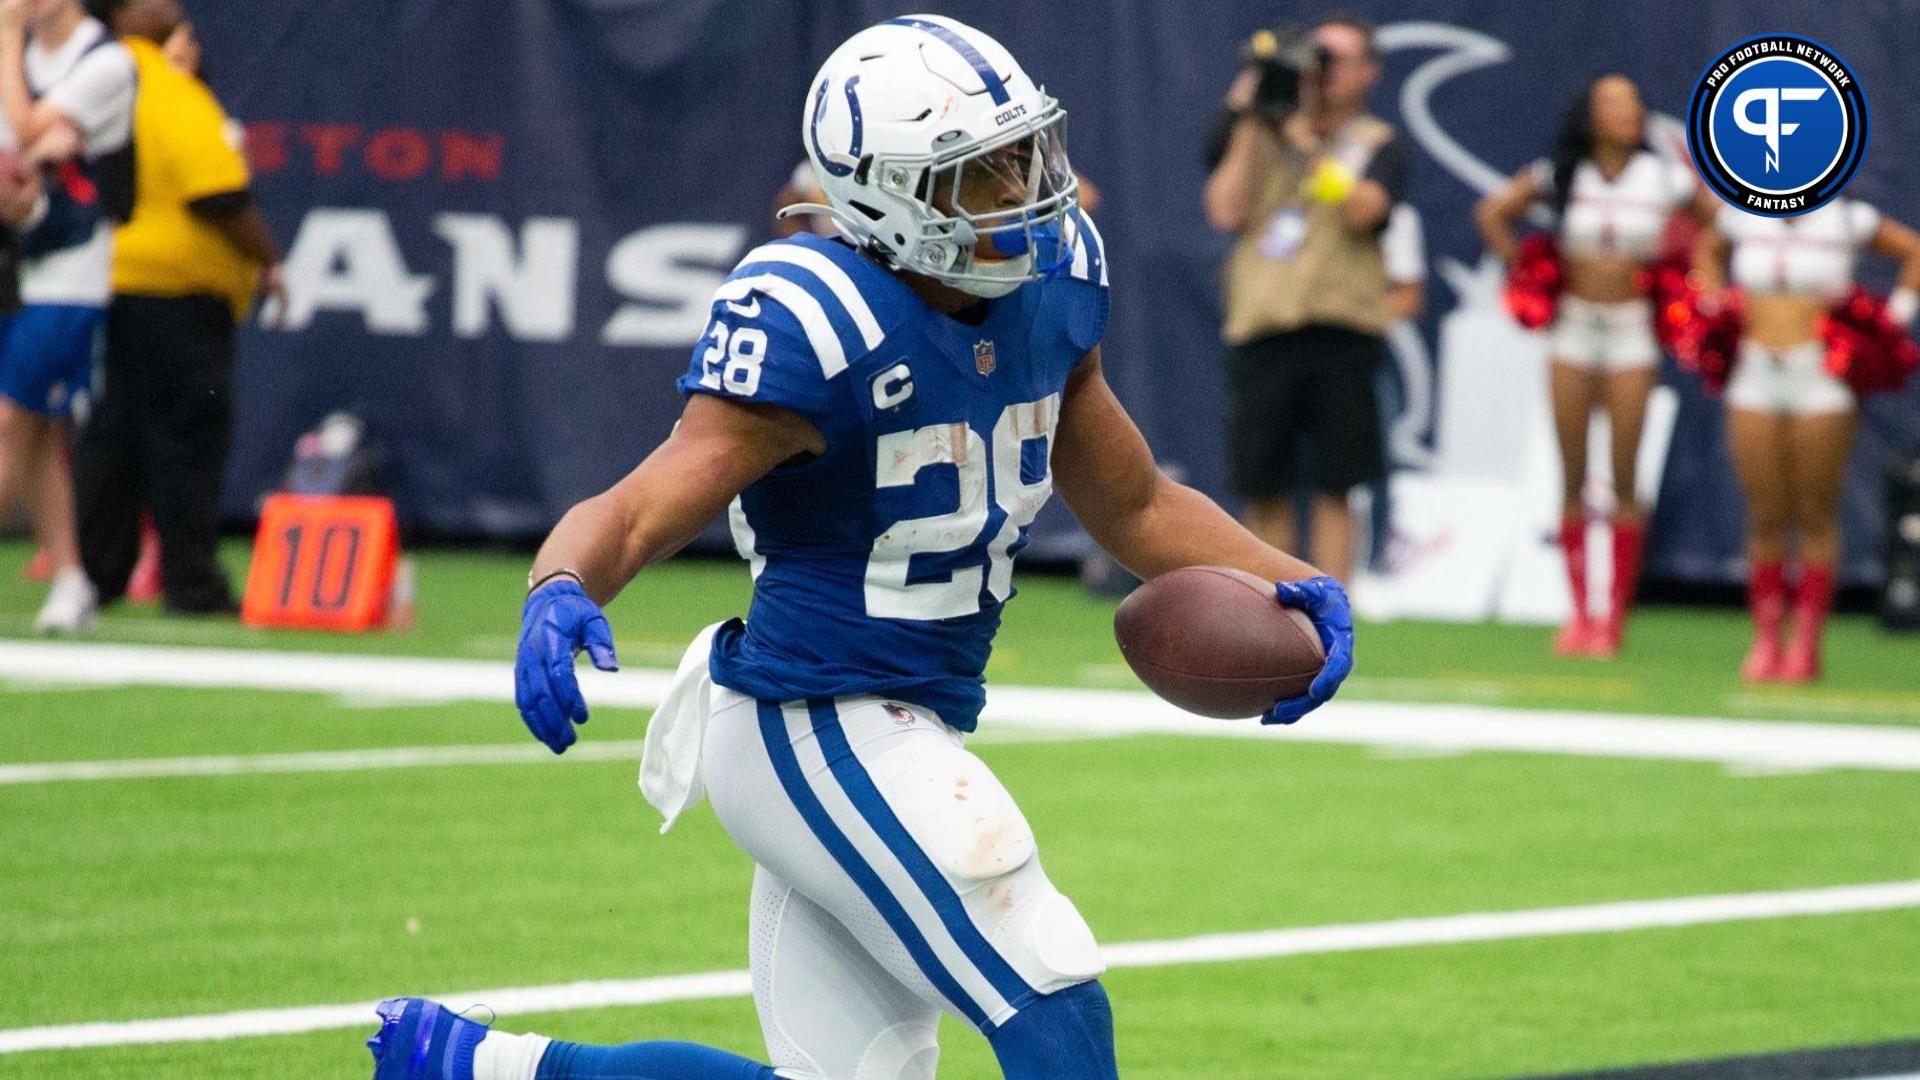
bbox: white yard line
[0,640,677,705]
[3,878,1917,1054]
[980,684,1920,773]
[0,726,1110,786]
[6,640,1920,774]
[0,742,648,785]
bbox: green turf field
[3,540,1918,1078]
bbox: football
[1113,566,1326,719]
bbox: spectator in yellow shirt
[74,0,281,614]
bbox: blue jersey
[677,213,1109,732]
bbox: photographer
[1204,13,1409,584]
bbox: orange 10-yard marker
[241,494,401,631]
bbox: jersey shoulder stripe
[737,242,887,351]
[713,272,853,378]
[723,262,872,375]
[718,236,913,379]
[1064,208,1107,288]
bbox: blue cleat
[366,997,489,1080]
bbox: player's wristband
[528,567,586,595]
[1888,288,1918,329]
[1304,158,1359,205]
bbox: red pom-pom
[1681,300,1744,394]
[1639,255,1691,356]
[1820,286,1920,398]
[1503,234,1562,330]
[1641,253,1743,394]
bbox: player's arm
[1053,347,1315,584]
[515,394,822,753]
[1053,348,1352,723]
[531,395,821,606]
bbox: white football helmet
[785,15,1080,298]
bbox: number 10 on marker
[242,494,402,632]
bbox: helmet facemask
[860,104,1079,297]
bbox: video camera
[1241,25,1332,119]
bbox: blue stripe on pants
[754,698,991,1030]
[807,698,1038,1014]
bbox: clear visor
[919,111,1077,264]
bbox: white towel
[638,622,722,833]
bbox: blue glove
[515,580,618,753]
[1266,575,1355,725]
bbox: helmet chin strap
[948,253,1034,298]
[939,213,1064,297]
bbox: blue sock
[535,1039,775,1080]
[987,980,1119,1080]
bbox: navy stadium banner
[192,0,1920,584]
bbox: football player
[368,15,1354,1080]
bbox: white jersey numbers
[867,423,992,620]
[699,322,768,397]
[985,395,1058,603]
[864,395,1060,621]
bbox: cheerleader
[1693,200,1920,682]
[1477,74,1716,656]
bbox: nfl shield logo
[973,339,996,376]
